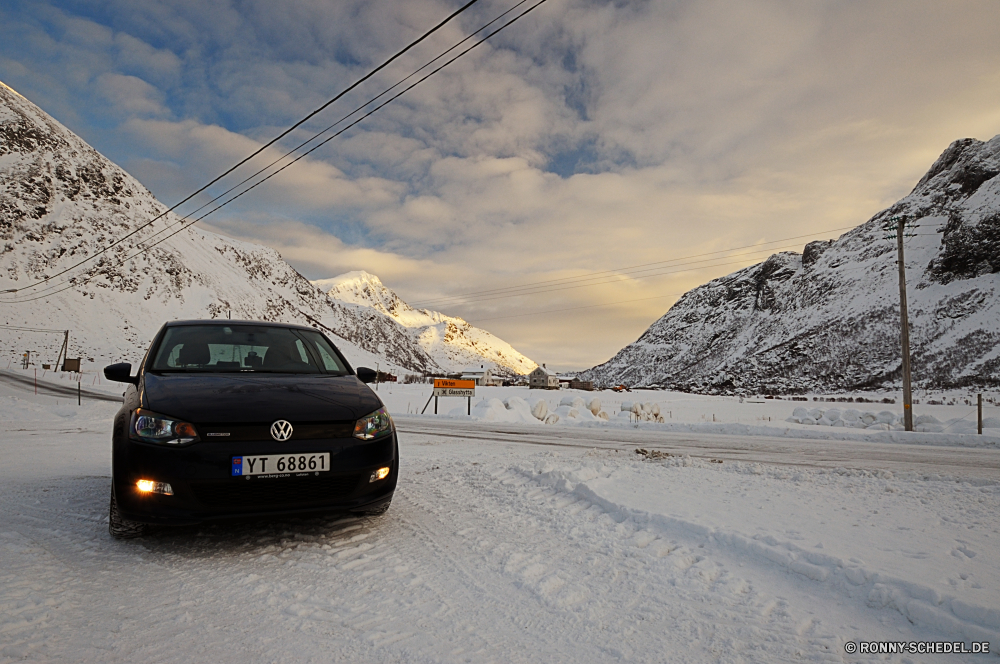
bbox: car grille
[191,473,364,509]
[199,422,355,442]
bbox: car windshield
[150,325,349,374]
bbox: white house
[529,364,560,389]
[460,364,500,386]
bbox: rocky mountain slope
[313,271,537,376]
[581,135,1000,393]
[0,80,468,376]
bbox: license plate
[231,453,330,477]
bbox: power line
[2,0,485,297]
[1,0,553,305]
[158,0,553,229]
[409,226,854,307]
[84,0,538,273]
[172,0,533,229]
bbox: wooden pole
[55,330,68,372]
[896,219,914,431]
[979,394,984,435]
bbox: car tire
[109,487,150,539]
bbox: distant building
[569,379,594,391]
[529,364,560,389]
[460,364,500,386]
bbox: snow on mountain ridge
[313,271,538,375]
[0,81,450,376]
[581,135,1000,393]
[313,271,405,317]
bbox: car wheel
[109,487,150,539]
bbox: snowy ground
[2,381,1000,662]
[377,384,1000,448]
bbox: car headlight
[353,407,393,440]
[130,408,199,446]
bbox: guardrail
[0,369,124,403]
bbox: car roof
[164,319,319,332]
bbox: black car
[103,319,397,539]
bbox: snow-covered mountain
[313,271,537,376]
[0,81,471,376]
[582,135,1000,394]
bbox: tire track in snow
[508,451,1000,661]
[393,452,843,662]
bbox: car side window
[313,343,343,372]
[297,330,348,373]
[294,339,312,364]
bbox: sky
[2,0,1000,370]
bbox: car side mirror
[104,362,139,385]
[356,367,377,384]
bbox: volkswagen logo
[270,420,294,441]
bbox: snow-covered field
[2,380,1000,662]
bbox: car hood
[141,373,382,424]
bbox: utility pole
[55,330,69,371]
[979,394,984,435]
[889,216,914,431]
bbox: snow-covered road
[2,396,999,662]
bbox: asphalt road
[394,415,1000,481]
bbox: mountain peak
[912,135,1000,199]
[312,273,537,375]
[313,270,405,318]
[314,270,383,288]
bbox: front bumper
[115,432,397,525]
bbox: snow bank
[789,406,1000,435]
[379,386,1000,448]
[443,399,1000,447]
[449,397,541,424]
[450,396,613,426]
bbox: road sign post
[423,379,476,415]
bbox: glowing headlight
[353,407,393,440]
[369,466,391,482]
[131,409,199,445]
[136,479,174,495]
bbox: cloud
[96,73,168,117]
[3,0,1000,369]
